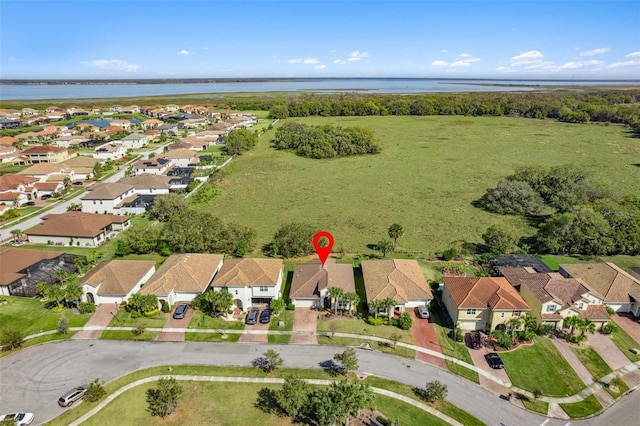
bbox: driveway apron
[612,313,640,343]
[239,308,269,343]
[408,310,448,369]
[289,307,318,344]
[587,332,630,371]
[154,306,195,342]
[71,304,114,340]
[465,334,512,395]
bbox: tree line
[271,122,380,159]
[265,90,640,135]
[477,164,640,256]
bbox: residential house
[0,247,79,297]
[59,156,100,180]
[119,174,172,195]
[119,133,148,149]
[361,259,433,314]
[110,119,132,130]
[121,105,141,114]
[21,108,39,116]
[172,137,211,151]
[134,157,172,175]
[442,276,531,331]
[81,182,135,214]
[94,142,126,161]
[53,136,87,149]
[118,194,156,215]
[165,148,199,167]
[490,254,552,276]
[290,259,355,309]
[0,136,18,146]
[26,211,131,247]
[0,191,27,207]
[165,104,180,112]
[500,267,609,329]
[0,145,20,164]
[0,118,21,129]
[157,123,179,135]
[33,181,64,198]
[140,253,224,308]
[81,260,156,305]
[0,174,39,202]
[18,163,76,182]
[211,258,284,311]
[560,263,640,316]
[15,145,73,165]
[141,118,163,129]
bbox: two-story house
[81,182,135,214]
[93,143,126,161]
[165,148,199,167]
[119,174,172,195]
[134,157,172,175]
[16,146,73,165]
[119,133,148,149]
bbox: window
[546,305,557,312]
[500,312,505,318]
[466,309,476,315]
[93,200,96,205]
[235,290,238,295]
[513,311,521,317]
[259,286,268,292]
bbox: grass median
[559,394,602,418]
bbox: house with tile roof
[165,148,199,167]
[15,145,74,165]
[60,156,101,180]
[290,259,355,309]
[119,174,172,195]
[559,263,640,316]
[81,259,156,305]
[500,267,609,329]
[27,211,131,247]
[361,259,433,314]
[141,118,163,130]
[140,253,224,308]
[93,142,126,161]
[442,276,531,331]
[119,133,148,149]
[81,182,135,214]
[211,258,284,311]
[134,157,172,175]
[0,144,20,164]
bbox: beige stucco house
[290,259,355,309]
[81,260,156,305]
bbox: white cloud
[202,47,209,51]
[177,50,193,56]
[433,54,479,68]
[431,60,448,67]
[334,59,347,65]
[288,57,319,65]
[8,56,17,62]
[459,53,472,58]
[330,50,337,54]
[609,59,640,68]
[450,61,471,67]
[84,59,139,72]
[625,51,640,58]
[441,49,448,53]
[314,64,326,70]
[348,51,369,61]
[511,50,544,61]
[559,60,603,69]
[580,48,610,57]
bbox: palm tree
[55,269,68,285]
[369,299,383,318]
[64,281,83,309]
[343,292,360,316]
[576,318,596,337]
[376,239,394,258]
[506,316,523,339]
[73,257,87,274]
[388,224,404,248]
[523,313,538,333]
[563,315,580,338]
[10,228,23,243]
[327,287,344,312]
[203,290,217,314]
[380,297,397,318]
[45,284,65,309]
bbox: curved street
[3,340,638,425]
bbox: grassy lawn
[374,394,449,426]
[604,378,630,399]
[610,327,640,362]
[100,330,159,341]
[318,335,416,358]
[499,337,585,397]
[559,394,602,418]
[316,316,413,344]
[0,296,91,336]
[184,332,241,342]
[106,308,168,328]
[570,346,613,380]
[540,254,640,272]
[268,310,294,344]
[200,116,640,256]
[520,395,549,415]
[187,310,245,330]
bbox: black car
[25,201,36,206]
[260,309,272,324]
[245,307,260,325]
[486,352,504,369]
[173,303,189,319]
[41,194,51,200]
[470,331,483,349]
[72,181,84,186]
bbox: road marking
[539,420,549,426]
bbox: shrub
[86,378,106,402]
[606,306,616,316]
[451,327,463,342]
[423,380,448,403]
[161,303,171,313]
[386,317,398,327]
[398,311,412,330]
[143,308,160,317]
[79,302,96,314]
[601,322,618,335]
[368,316,384,326]
[1,329,24,351]
[132,323,147,336]
[130,311,141,318]
[270,298,285,315]
[286,302,296,311]
[0,295,7,303]
[57,316,69,335]
[442,247,458,261]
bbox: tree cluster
[223,128,258,156]
[266,90,640,134]
[263,222,317,258]
[271,122,380,159]
[477,164,640,256]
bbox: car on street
[486,352,504,369]
[260,309,272,324]
[470,331,483,349]
[415,305,429,319]
[0,412,34,426]
[173,303,189,319]
[245,307,260,325]
[58,385,87,407]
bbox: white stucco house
[211,258,284,311]
[81,260,156,305]
[133,157,172,176]
[81,182,135,214]
[119,174,172,195]
[119,133,149,149]
[94,142,126,161]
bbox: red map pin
[313,231,334,265]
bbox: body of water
[72,118,141,128]
[1,78,639,101]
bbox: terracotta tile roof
[0,247,64,285]
[20,145,67,155]
[165,148,198,159]
[213,258,283,287]
[444,276,530,311]
[140,253,224,296]
[290,259,355,299]
[27,211,130,238]
[62,156,100,168]
[0,136,18,145]
[0,191,21,201]
[561,262,640,304]
[361,259,433,304]
[579,304,610,321]
[33,181,62,191]
[119,174,172,189]
[0,173,39,191]
[81,182,134,200]
[82,260,156,296]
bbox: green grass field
[200,116,640,256]
[610,327,640,362]
[570,346,612,380]
[268,310,294,343]
[0,296,91,336]
[559,394,602,418]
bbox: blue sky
[1,0,639,79]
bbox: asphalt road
[4,340,636,425]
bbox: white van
[416,305,430,319]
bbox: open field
[0,296,91,336]
[202,116,640,256]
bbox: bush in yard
[368,316,384,326]
[79,302,96,314]
[146,378,184,418]
[441,247,458,261]
[398,311,412,330]
[86,378,106,402]
[57,316,69,334]
[286,302,296,311]
[143,308,160,317]
[422,380,448,403]
[132,322,147,336]
[492,330,513,349]
[601,322,618,335]
[1,329,24,351]
[270,298,285,315]
[161,302,171,313]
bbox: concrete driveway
[71,304,114,340]
[155,304,195,342]
[587,332,630,371]
[239,307,269,343]
[408,309,447,369]
[465,332,512,394]
[289,307,318,344]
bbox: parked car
[40,194,51,200]
[470,331,483,349]
[72,181,83,186]
[245,307,260,325]
[416,305,429,319]
[486,352,504,369]
[260,309,272,324]
[173,303,189,319]
[58,385,87,407]
[0,412,34,426]
[24,201,36,206]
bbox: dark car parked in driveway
[486,352,504,369]
[172,303,189,319]
[260,309,272,324]
[245,307,259,325]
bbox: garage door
[459,320,485,331]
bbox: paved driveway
[289,307,318,344]
[155,305,195,342]
[587,332,630,371]
[408,310,447,369]
[612,313,640,343]
[239,307,269,343]
[71,304,114,340]
[465,332,512,392]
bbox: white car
[0,412,34,426]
